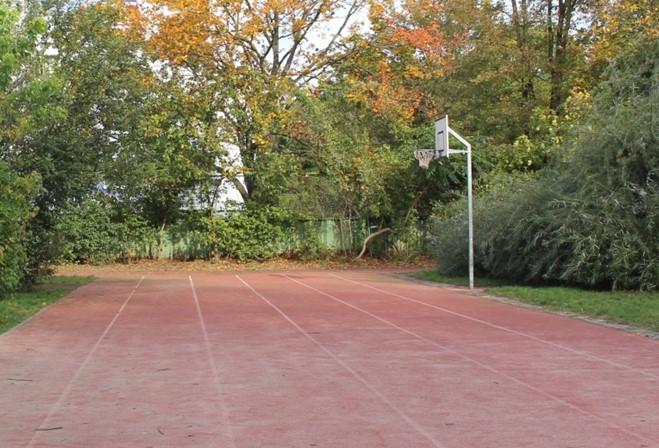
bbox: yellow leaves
[591,0,659,67]
[292,17,306,34]
[154,9,218,63]
[243,14,267,37]
[368,0,386,22]
[132,0,221,65]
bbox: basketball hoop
[412,114,476,289]
[414,149,437,169]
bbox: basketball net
[414,149,436,170]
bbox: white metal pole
[467,144,474,289]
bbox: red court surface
[1,270,658,447]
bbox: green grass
[0,276,93,334]
[413,271,659,332]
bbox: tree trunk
[547,0,554,60]
[549,0,577,112]
[230,177,249,203]
[511,0,535,133]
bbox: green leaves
[0,161,40,296]
[431,39,659,291]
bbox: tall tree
[510,0,536,106]
[0,0,58,281]
[589,0,659,79]
[506,0,592,115]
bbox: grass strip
[0,276,93,334]
[414,271,512,287]
[413,271,659,332]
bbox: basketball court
[1,270,658,447]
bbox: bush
[0,162,40,296]
[201,208,290,261]
[56,199,124,264]
[116,214,156,260]
[431,40,659,290]
[56,198,153,264]
[389,214,427,260]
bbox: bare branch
[295,0,363,78]
[281,3,326,74]
[321,0,362,56]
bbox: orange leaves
[391,24,446,68]
[374,0,461,72]
[344,60,423,122]
[343,0,464,122]
[370,61,422,119]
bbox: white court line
[235,274,445,448]
[26,276,145,448]
[287,274,657,447]
[331,273,659,381]
[189,276,236,448]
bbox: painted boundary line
[331,273,659,381]
[188,276,236,448]
[26,276,145,448]
[235,274,445,448]
[287,274,657,447]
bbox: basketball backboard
[435,116,449,157]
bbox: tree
[113,78,232,227]
[131,0,366,202]
[46,2,234,229]
[0,0,61,282]
[0,1,58,155]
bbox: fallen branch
[355,228,392,260]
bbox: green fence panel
[120,218,426,260]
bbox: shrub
[55,199,124,264]
[389,214,427,260]
[201,208,290,261]
[115,214,156,261]
[0,162,40,296]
